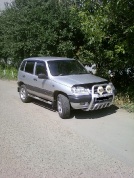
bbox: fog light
[97,86,104,95]
[80,102,85,105]
[106,85,112,93]
[80,102,88,106]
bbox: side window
[25,61,35,74]
[35,62,47,76]
[20,61,26,71]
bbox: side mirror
[38,73,48,79]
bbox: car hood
[52,74,107,87]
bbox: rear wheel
[57,94,70,119]
[19,85,30,103]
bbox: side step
[28,94,52,105]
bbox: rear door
[21,60,36,95]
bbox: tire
[57,94,70,119]
[19,85,30,103]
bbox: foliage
[122,103,134,113]
[115,95,134,113]
[78,0,134,73]
[0,65,17,80]
[0,0,83,67]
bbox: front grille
[94,96,113,103]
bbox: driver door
[33,61,53,101]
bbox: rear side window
[25,61,35,74]
[20,61,26,71]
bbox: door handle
[33,78,37,81]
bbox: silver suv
[17,57,116,118]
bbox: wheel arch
[17,81,25,92]
[18,81,24,87]
[52,90,70,108]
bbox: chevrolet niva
[17,57,116,119]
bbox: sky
[0,0,12,10]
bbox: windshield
[47,60,88,76]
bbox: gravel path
[0,79,134,178]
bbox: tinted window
[20,61,26,71]
[35,62,47,76]
[48,60,87,76]
[25,61,35,74]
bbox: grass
[114,94,134,113]
[121,103,134,113]
[0,66,17,80]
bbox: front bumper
[69,93,114,111]
[68,95,92,110]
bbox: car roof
[23,57,75,62]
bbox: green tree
[77,0,134,73]
[0,0,84,66]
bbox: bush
[0,66,17,80]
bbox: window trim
[20,61,26,71]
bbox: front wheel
[57,94,70,119]
[19,85,30,103]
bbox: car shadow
[31,99,118,120]
[31,99,56,112]
[70,105,119,119]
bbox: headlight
[71,86,91,94]
[106,84,112,93]
[109,82,115,89]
